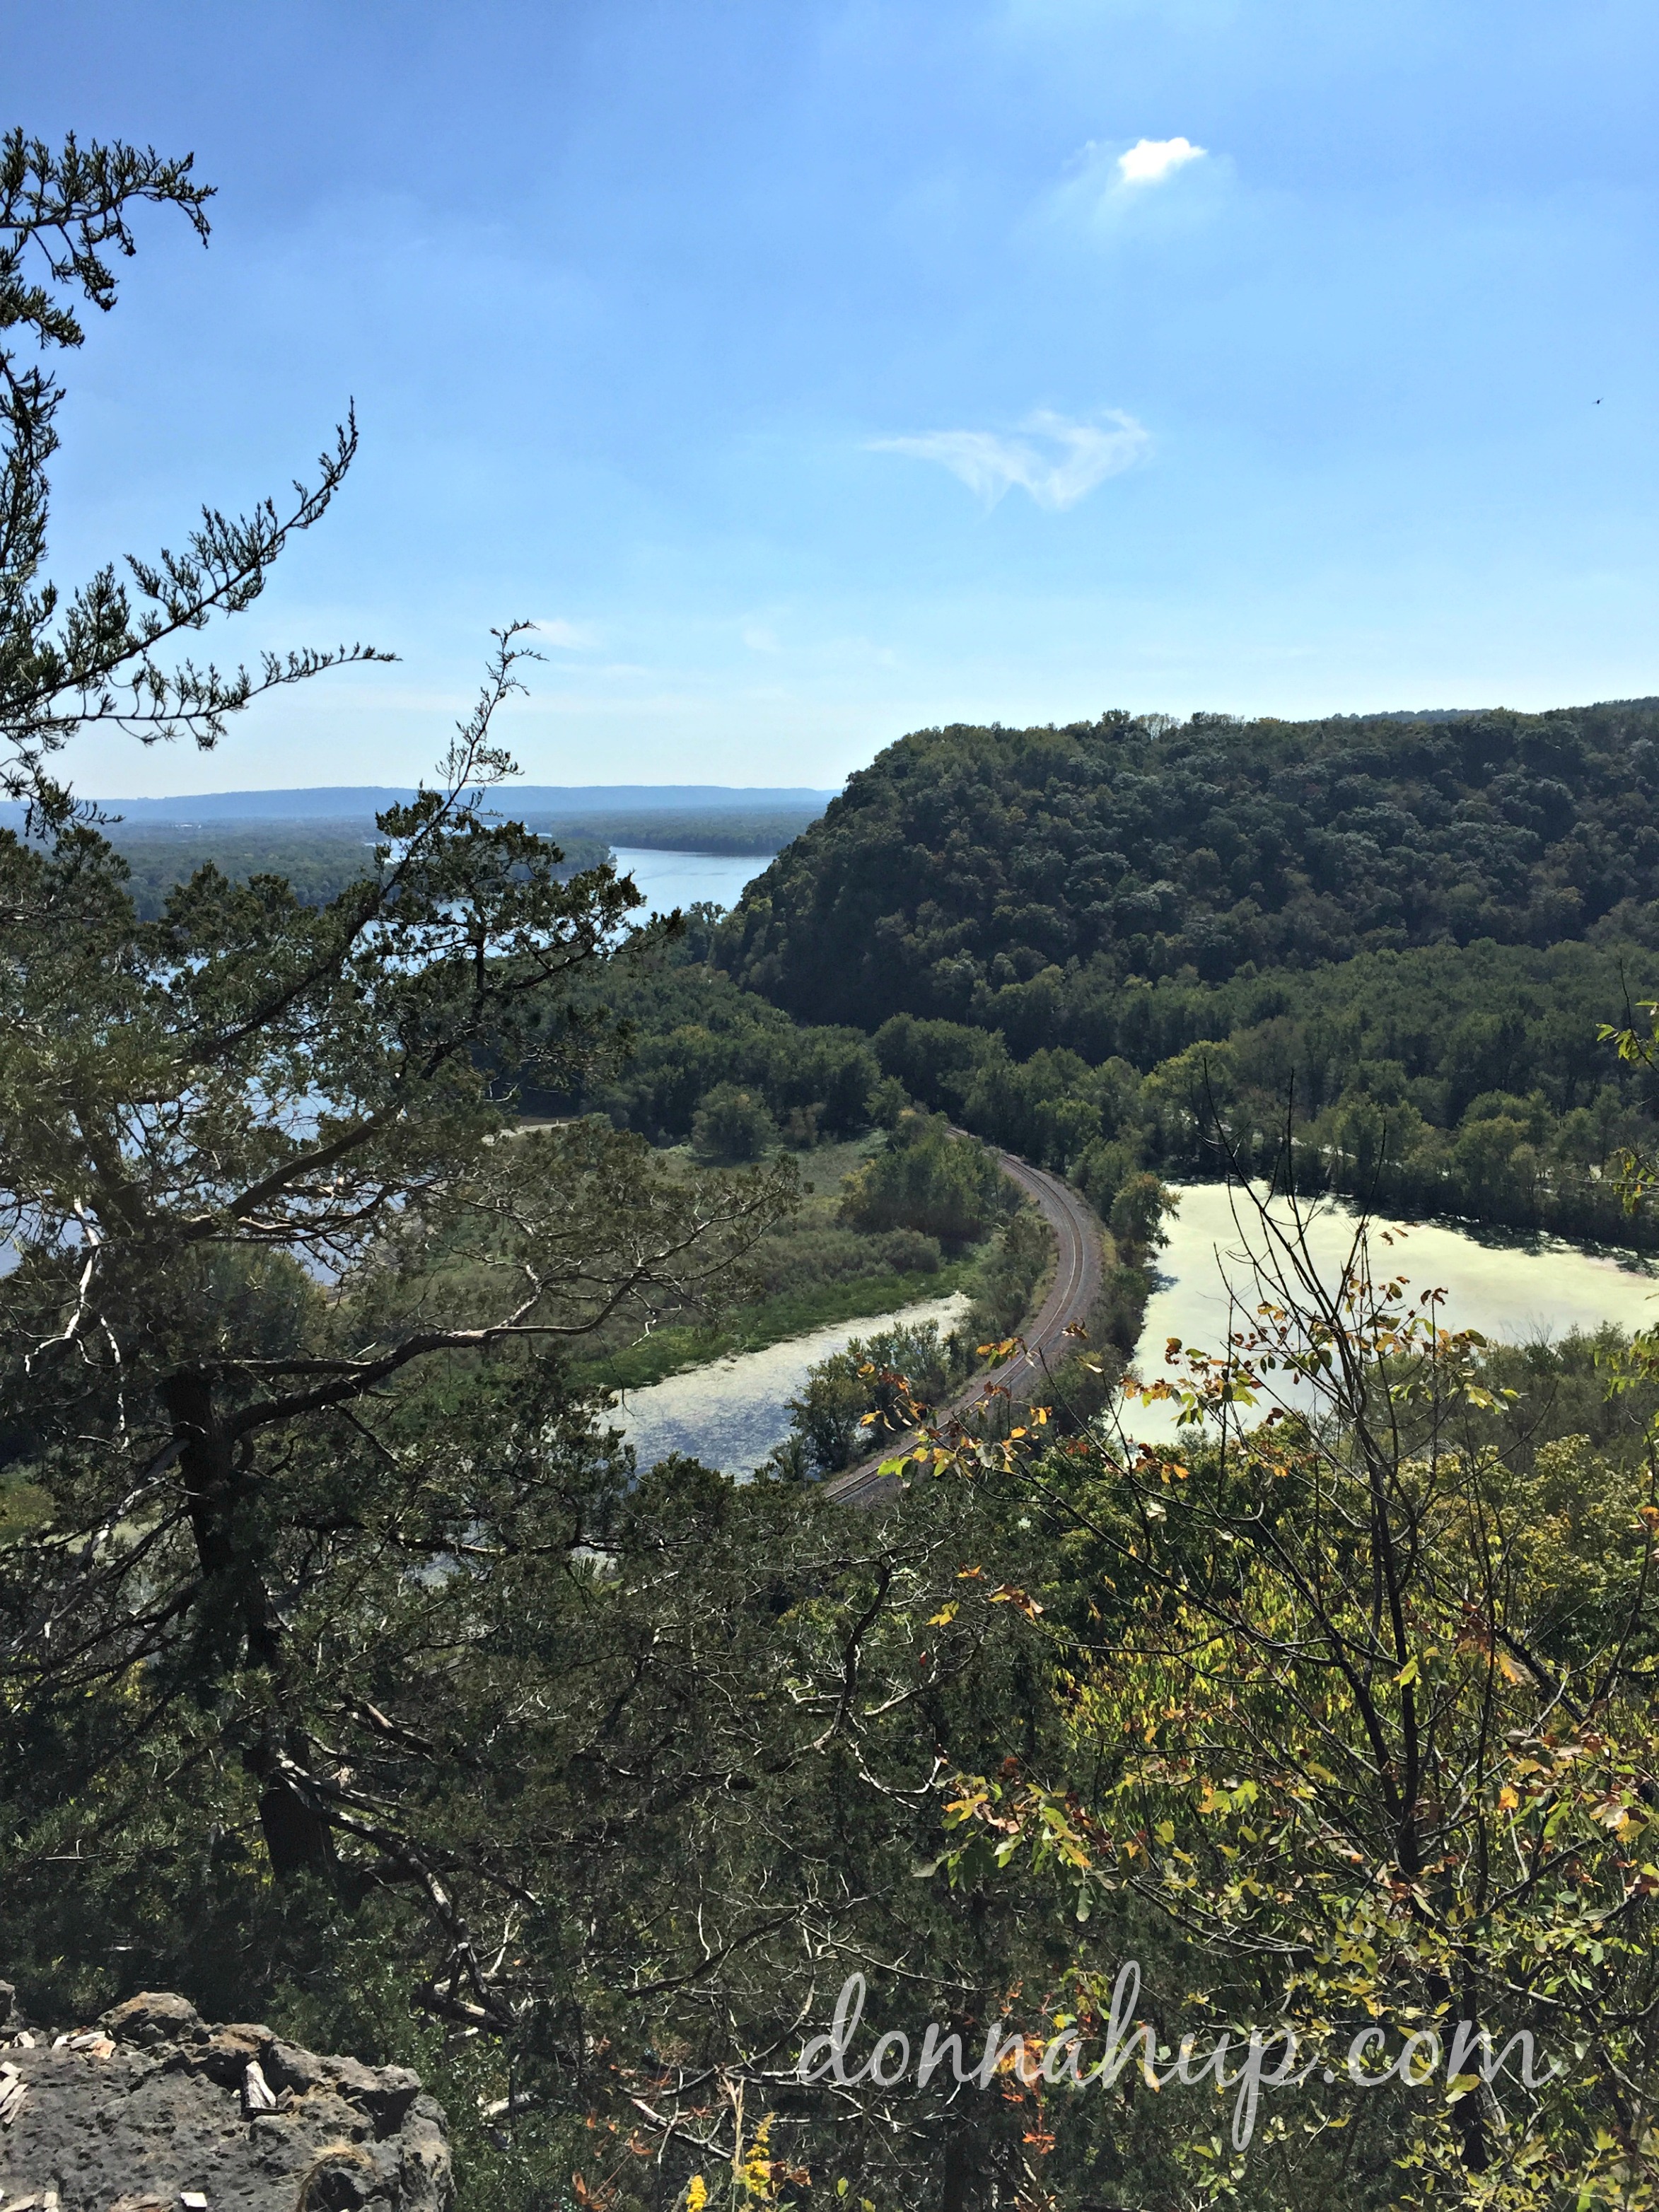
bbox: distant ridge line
[1327,698,1659,722]
[27,784,840,825]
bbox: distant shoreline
[1,781,837,827]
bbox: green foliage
[965,1206,1052,1343]
[3,1344,1078,2212]
[519,805,822,856]
[747,1221,941,1291]
[0,634,798,1897]
[721,704,1659,1032]
[1107,1170,1175,1256]
[536,909,884,1148]
[864,942,1659,1245]
[717,708,1659,1243]
[103,819,611,917]
[692,1079,780,1161]
[774,1317,962,1474]
[1072,1133,1142,1217]
[865,1071,910,1127]
[840,1111,1012,1247]
[1600,994,1659,1214]
[933,1190,1659,2211]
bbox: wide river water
[1124,1180,1659,1439]
[609,847,772,916]
[610,1292,971,1476]
[610,1181,1659,1473]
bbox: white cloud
[531,618,600,650]
[1115,135,1206,187]
[1043,134,1221,232]
[868,409,1151,510]
[741,623,782,653]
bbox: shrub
[1109,1171,1176,1255]
[965,1209,1051,1343]
[871,1227,941,1276]
[743,1226,941,1298]
[784,1320,960,1475]
[865,1075,911,1128]
[839,1111,1009,1247]
[1073,1134,1142,1218]
[691,1082,778,1162]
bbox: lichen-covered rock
[0,1992,451,2212]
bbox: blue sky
[10,0,1659,793]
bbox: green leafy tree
[779,1317,959,1475]
[6,1353,1088,2212]
[1106,1170,1176,1257]
[965,1209,1052,1343]
[1602,998,1659,1215]
[841,1111,1010,1247]
[933,1184,1659,2208]
[692,1080,779,1162]
[0,634,798,1884]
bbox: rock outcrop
[0,1985,451,2212]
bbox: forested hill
[718,700,1659,1041]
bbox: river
[1123,1180,1659,1438]
[609,847,772,916]
[610,1291,971,1476]
[610,1180,1659,1473]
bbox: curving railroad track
[822,1148,1104,1508]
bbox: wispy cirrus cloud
[868,409,1151,510]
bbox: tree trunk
[161,1368,339,1882]
[941,2125,977,2212]
[246,1733,342,1880]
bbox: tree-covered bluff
[718,704,1659,1042]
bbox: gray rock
[0,1993,451,2212]
[102,1993,207,2049]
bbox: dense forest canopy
[102,818,610,916]
[718,702,1659,1035]
[516,804,817,854]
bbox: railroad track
[822,1148,1104,1508]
